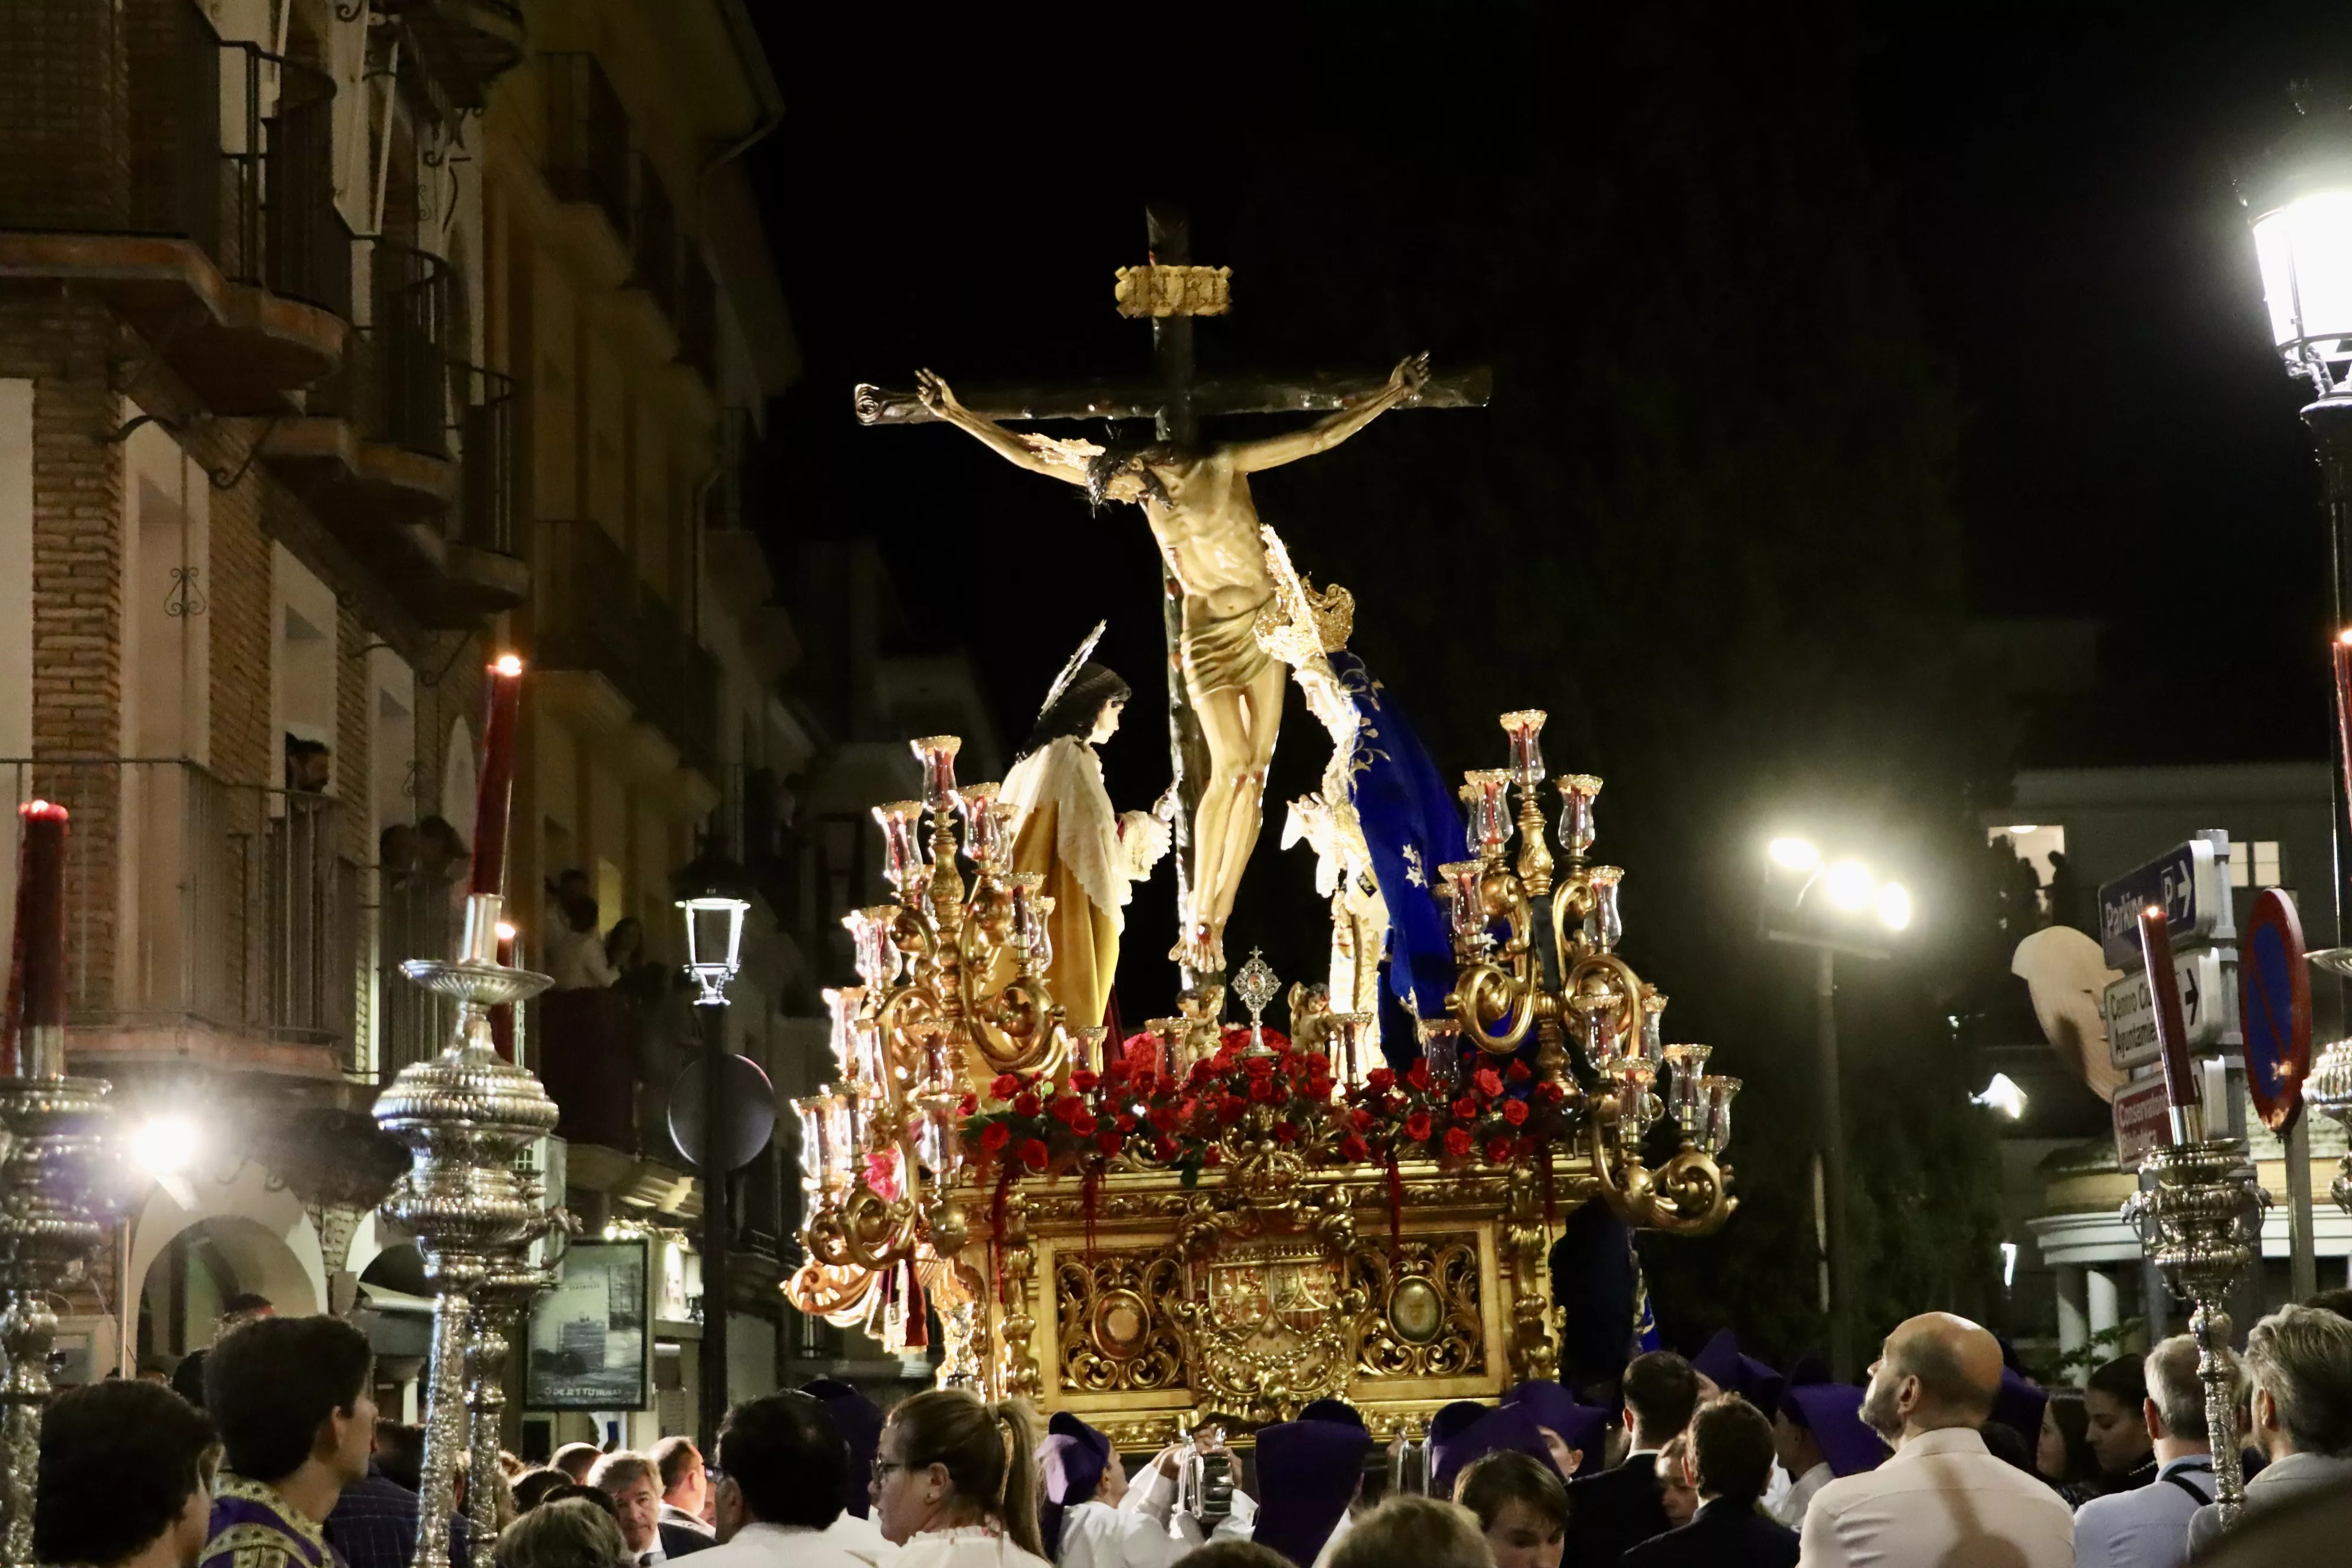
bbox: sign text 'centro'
[2096,839,2224,971]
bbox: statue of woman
[999,631,1171,1030]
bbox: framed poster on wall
[526,1239,649,1410]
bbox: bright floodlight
[1824,860,1874,910]
[1972,1072,2028,1120]
[2000,1240,2019,1289]
[2007,825,2040,835]
[2254,191,2352,368]
[1877,881,1913,930]
[1769,837,1821,872]
[133,1115,200,1178]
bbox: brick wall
[0,1,129,233]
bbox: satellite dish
[666,1051,779,1171]
[2011,926,2125,1103]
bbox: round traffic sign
[667,1050,779,1171]
[2242,887,2311,1133]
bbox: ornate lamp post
[1758,835,1913,1383]
[673,842,754,1454]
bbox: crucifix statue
[857,207,1487,985]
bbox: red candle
[490,921,517,1061]
[2137,904,2202,1141]
[2334,631,2352,857]
[469,655,524,897]
[4,801,70,1078]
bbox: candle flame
[17,799,66,822]
[2338,628,2352,646]
[2144,904,2162,917]
[492,654,524,677]
[495,921,517,942]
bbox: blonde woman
[870,1390,1048,1568]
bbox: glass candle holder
[1329,1012,1375,1088]
[793,1095,838,1191]
[1570,986,1619,1075]
[1030,892,1056,972]
[955,782,1003,867]
[1463,769,1511,858]
[1498,710,1547,788]
[1070,1024,1110,1079]
[843,907,900,989]
[1700,1074,1741,1155]
[824,985,867,1082]
[910,736,962,814]
[920,1024,958,1099]
[1585,866,1625,951]
[1661,1043,1711,1131]
[1006,870,1044,945]
[1438,861,1485,946]
[1616,1062,1657,1135]
[855,1018,890,1095]
[873,801,923,891]
[1143,1020,1184,1079]
[1638,986,1667,1066]
[1420,1017,1464,1092]
[1556,775,1602,859]
[821,1093,857,1187]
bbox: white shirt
[1058,1468,1182,1568]
[892,1525,1052,1568]
[1171,1486,1257,1547]
[688,1523,871,1568]
[665,1504,718,1540]
[823,1511,899,1568]
[2070,1455,2210,1568]
[1772,1462,1834,1530]
[1799,1426,2072,1568]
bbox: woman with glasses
[870,1390,1048,1568]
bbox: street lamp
[2240,104,2352,1303]
[1759,836,1917,1381]
[1972,1072,2028,1120]
[671,841,756,1454]
[117,1112,203,1374]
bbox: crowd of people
[40,1291,2352,1568]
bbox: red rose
[1096,1130,1123,1156]
[1105,1056,1132,1084]
[1406,1060,1432,1092]
[1203,1145,1223,1166]
[989,1073,1021,1102]
[1340,1133,1370,1164]
[1072,1110,1099,1136]
[1444,1126,1473,1159]
[1115,1112,1137,1133]
[1308,1075,1334,1102]
[979,1122,1010,1154]
[1048,1095,1079,1125]
[958,1092,978,1117]
[1475,1067,1504,1099]
[1157,1073,1179,1096]
[1019,1138,1048,1172]
[1188,1060,1214,1087]
[1273,1122,1298,1144]
[1507,1059,1531,1082]
[1124,1040,1162,1076]
[1249,1077,1277,1103]
[1451,1096,1478,1122]
[1305,1051,1331,1076]
[1149,1104,1178,1132]
[1486,1136,1513,1164]
[1350,1107,1374,1132]
[1501,1098,1530,1126]
[1367,1067,1396,1093]
[1013,1091,1041,1118]
[1219,1095,1246,1125]
[1070,1069,1099,1092]
[1246,1056,1276,1077]
[1407,1110,1433,1142]
[1537,1081,1567,1105]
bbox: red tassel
[1384,1149,1404,1253]
[901,1261,929,1349]
[1082,1161,1101,1262]
[989,1161,1014,1308]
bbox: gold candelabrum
[787,737,1066,1378]
[1440,711,1738,1234]
[786,716,1745,1432]
[2122,1139,2269,1528]
[378,891,561,1568]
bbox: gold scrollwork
[1056,1246,1188,1393]
[1350,1239,1485,1378]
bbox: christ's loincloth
[1182,593,1278,697]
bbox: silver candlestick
[378,893,558,1568]
[0,1074,111,1568]
[2123,1138,2268,1530]
[464,1265,549,1568]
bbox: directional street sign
[2096,839,2226,970]
[2112,1075,2174,1173]
[2105,947,2229,1069]
[2242,888,2311,1134]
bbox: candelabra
[2306,1030,2352,1212]
[2122,1139,2269,1528]
[786,735,1063,1350]
[378,891,559,1568]
[1438,711,1737,1232]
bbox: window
[2228,841,2283,889]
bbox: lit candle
[2137,903,2204,1142]
[489,920,517,1061]
[468,655,524,897]
[5,801,70,1078]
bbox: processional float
[787,643,1741,1442]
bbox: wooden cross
[855,204,1489,987]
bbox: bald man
[1796,1314,2071,1568]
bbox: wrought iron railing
[371,241,451,456]
[223,40,352,316]
[453,364,519,554]
[374,868,459,1079]
[0,759,358,1054]
[537,520,718,773]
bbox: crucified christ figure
[914,352,1432,972]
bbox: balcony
[262,243,525,628]
[0,759,359,1077]
[0,1,351,411]
[374,0,526,109]
[536,520,719,776]
[543,54,634,251]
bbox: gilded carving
[1350,1238,1484,1379]
[1057,1246,1187,1393]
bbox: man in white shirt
[1771,1383,1880,1531]
[2072,1335,2226,1568]
[1799,1311,2072,1568]
[693,1393,870,1568]
[802,1380,896,1568]
[2186,1305,2352,1553]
